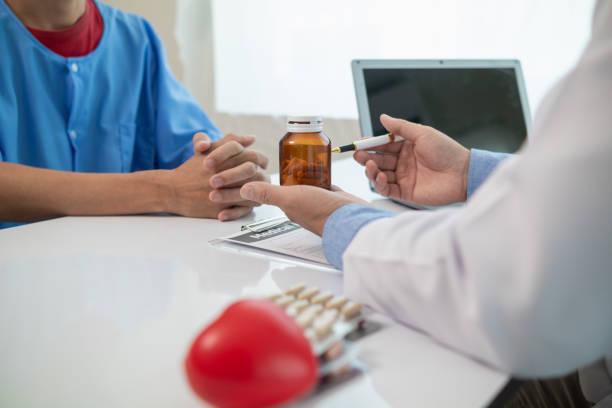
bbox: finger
[209,186,262,206]
[210,133,256,151]
[209,187,243,203]
[380,114,425,143]
[387,183,402,199]
[218,205,254,222]
[355,151,399,170]
[213,149,269,173]
[240,182,288,207]
[222,171,268,189]
[209,161,259,188]
[365,168,397,186]
[354,150,370,165]
[192,132,211,153]
[381,170,397,183]
[374,171,391,197]
[353,141,404,159]
[330,185,344,192]
[365,160,380,182]
[204,141,244,169]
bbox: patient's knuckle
[246,161,258,175]
[259,153,269,167]
[217,190,227,201]
[231,140,244,152]
[245,150,257,161]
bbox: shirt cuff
[322,204,395,270]
[467,149,511,198]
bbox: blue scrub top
[0,0,221,228]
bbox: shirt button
[71,63,78,73]
[69,130,77,139]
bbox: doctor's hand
[240,183,368,236]
[353,114,470,206]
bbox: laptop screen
[363,67,528,153]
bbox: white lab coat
[343,0,612,393]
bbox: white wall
[104,0,596,174]
[176,0,359,174]
[103,0,182,79]
[104,0,358,174]
[211,0,595,119]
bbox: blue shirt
[322,149,510,269]
[0,0,221,229]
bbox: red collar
[27,0,104,58]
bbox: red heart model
[185,299,318,408]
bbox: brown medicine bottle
[279,115,331,189]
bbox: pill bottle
[279,115,331,189]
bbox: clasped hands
[166,132,269,221]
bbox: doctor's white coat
[342,1,612,403]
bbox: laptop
[351,59,532,209]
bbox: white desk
[0,159,509,407]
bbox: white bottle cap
[287,115,323,132]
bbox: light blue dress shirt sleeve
[322,204,395,269]
[466,149,511,198]
[322,149,513,269]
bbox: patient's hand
[166,132,269,221]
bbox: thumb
[193,132,211,153]
[379,114,422,143]
[215,134,256,149]
[240,182,286,206]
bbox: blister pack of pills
[266,283,376,381]
[185,283,380,407]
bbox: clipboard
[209,216,332,268]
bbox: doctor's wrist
[322,204,395,270]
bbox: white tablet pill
[313,309,339,340]
[326,296,349,310]
[276,295,296,309]
[311,292,334,305]
[341,301,362,320]
[284,283,306,296]
[296,304,323,328]
[298,287,319,301]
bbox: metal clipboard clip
[240,216,290,233]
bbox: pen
[331,133,405,153]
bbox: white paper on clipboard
[210,218,331,267]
